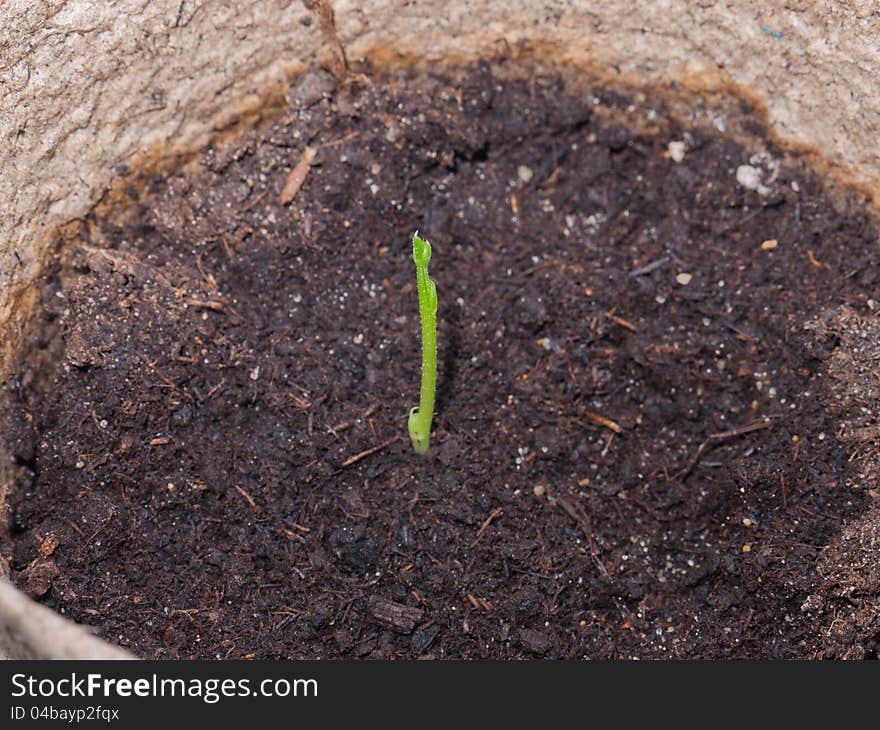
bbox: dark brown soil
[4,62,880,659]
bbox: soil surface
[4,63,880,659]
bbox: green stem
[408,232,437,455]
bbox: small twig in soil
[238,189,267,214]
[84,524,108,549]
[510,193,520,217]
[339,435,400,468]
[186,298,227,314]
[466,593,492,611]
[279,146,318,205]
[676,419,774,480]
[725,322,758,342]
[584,410,622,434]
[195,251,220,293]
[328,405,377,437]
[278,528,306,544]
[604,310,637,332]
[509,566,554,581]
[600,432,615,458]
[234,485,261,512]
[169,608,209,625]
[471,507,503,548]
[629,256,670,277]
[319,131,362,149]
[207,379,226,399]
[272,611,301,633]
[553,494,609,579]
[285,391,312,410]
[220,234,235,261]
[807,248,830,270]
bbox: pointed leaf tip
[412,231,431,267]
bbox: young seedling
[408,232,437,455]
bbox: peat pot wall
[1,0,879,659]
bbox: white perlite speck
[517,165,534,183]
[736,164,764,192]
[667,141,686,162]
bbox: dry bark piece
[367,596,424,634]
[38,534,59,557]
[518,628,551,655]
[411,623,441,655]
[21,560,59,599]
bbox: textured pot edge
[1,40,877,662]
[0,580,134,660]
